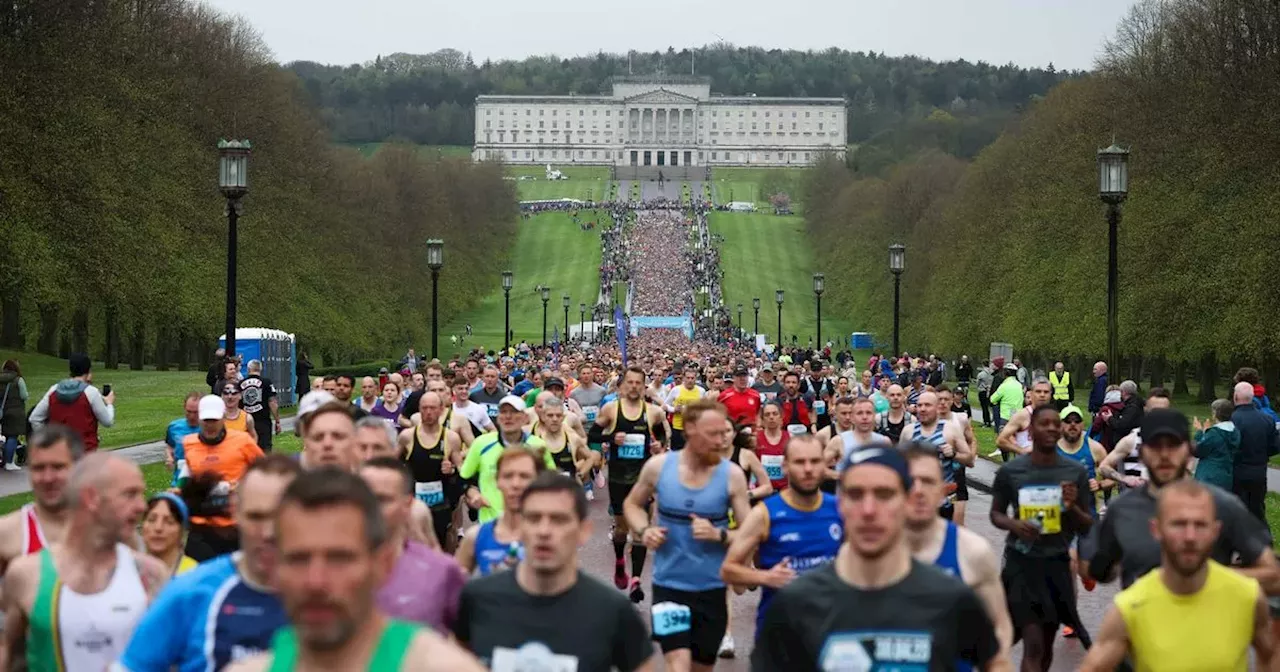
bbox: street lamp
[775,289,785,347]
[502,270,514,352]
[540,287,551,347]
[562,294,571,344]
[737,303,743,337]
[426,239,444,358]
[1098,143,1130,373]
[813,272,825,348]
[217,139,250,357]
[752,297,761,336]
[889,244,905,356]
[579,302,586,342]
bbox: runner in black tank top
[608,400,652,488]
[405,423,453,546]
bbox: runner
[750,364,782,404]
[902,442,1013,665]
[822,397,892,489]
[713,418,773,659]
[2,454,169,671]
[359,458,466,634]
[459,396,553,523]
[354,415,399,461]
[182,394,265,560]
[238,360,279,452]
[1082,480,1275,672]
[989,404,1094,672]
[664,367,706,451]
[720,434,841,640]
[623,398,750,672]
[397,391,462,551]
[899,390,972,520]
[140,493,199,577]
[0,427,80,580]
[1097,387,1174,489]
[531,394,596,482]
[457,447,545,576]
[590,366,669,600]
[469,365,508,425]
[777,371,815,436]
[754,402,791,492]
[533,377,586,436]
[117,454,301,672]
[223,469,483,672]
[995,377,1054,456]
[874,384,914,443]
[456,473,655,671]
[752,446,1006,671]
[813,394,855,446]
[164,393,202,485]
[937,384,979,525]
[1054,403,1111,618]
[717,365,762,427]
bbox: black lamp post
[579,302,586,342]
[889,244,905,356]
[1098,143,1130,373]
[502,270,513,352]
[813,272,825,348]
[752,297,761,336]
[540,287,551,347]
[562,294,571,344]
[737,303,743,337]
[775,289,784,346]
[217,139,250,357]
[426,240,444,358]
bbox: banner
[614,306,628,366]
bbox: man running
[460,396,553,523]
[663,367,706,451]
[814,394,855,446]
[3,454,169,671]
[1082,480,1276,672]
[1055,403,1111,611]
[902,443,1013,664]
[457,448,545,576]
[995,377,1054,456]
[753,446,1007,671]
[398,392,462,551]
[360,457,466,634]
[899,390,972,520]
[938,384,979,525]
[183,394,265,560]
[717,365,761,427]
[117,454,301,672]
[238,359,280,452]
[457,473,655,671]
[0,427,80,580]
[875,384,914,443]
[530,377,585,437]
[624,398,750,672]
[1096,387,1174,489]
[531,394,596,482]
[224,469,483,672]
[591,367,669,600]
[721,434,841,640]
[164,393,201,484]
[355,415,399,461]
[449,376,492,443]
[989,405,1094,672]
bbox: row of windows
[483,120,832,134]
[489,108,615,117]
[480,148,818,164]
[482,105,841,121]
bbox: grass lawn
[516,176,611,201]
[352,143,472,159]
[710,212,851,347]
[439,213,602,354]
[709,167,806,212]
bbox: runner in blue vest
[1055,403,1113,635]
[899,391,972,520]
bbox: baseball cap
[1060,405,1085,421]
[544,377,565,389]
[198,395,225,421]
[761,363,774,372]
[1140,408,1190,444]
[837,446,912,491]
[297,390,338,420]
[732,365,749,376]
[498,395,526,412]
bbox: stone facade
[472,75,846,168]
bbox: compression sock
[630,545,648,578]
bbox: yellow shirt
[1116,560,1257,672]
[175,556,198,576]
[670,385,705,431]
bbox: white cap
[298,391,338,419]
[498,395,526,412]
[198,395,225,421]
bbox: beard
[789,481,820,497]
[1165,547,1209,577]
[1148,460,1190,487]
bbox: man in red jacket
[29,354,115,452]
[718,365,762,427]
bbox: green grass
[439,213,602,353]
[515,177,611,201]
[0,434,303,516]
[711,212,850,347]
[352,143,472,158]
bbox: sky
[204,0,1136,72]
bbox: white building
[472,75,846,170]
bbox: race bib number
[651,601,692,636]
[415,481,444,508]
[786,424,808,436]
[486,403,499,419]
[619,433,647,460]
[582,405,599,423]
[813,400,827,415]
[1018,485,1062,535]
[762,454,784,481]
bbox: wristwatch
[719,528,728,545]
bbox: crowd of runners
[0,195,1277,671]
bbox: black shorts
[954,467,969,501]
[670,429,686,451]
[650,585,728,665]
[1002,550,1076,631]
[253,418,273,451]
[430,508,453,546]
[608,480,635,516]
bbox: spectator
[1088,361,1109,413]
[955,355,973,388]
[29,353,115,452]
[295,351,314,400]
[1105,380,1144,439]
[1192,398,1240,491]
[206,348,226,394]
[401,348,421,373]
[1230,382,1279,524]
[0,359,29,470]
[1234,367,1279,424]
[975,360,994,427]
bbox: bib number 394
[619,433,647,460]
[652,601,692,636]
[1017,485,1063,535]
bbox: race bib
[619,433,646,460]
[651,601,692,636]
[786,424,808,436]
[176,459,190,480]
[1018,485,1062,535]
[486,403,499,419]
[582,405,599,423]
[415,481,444,508]
[762,454,784,481]
[813,400,827,415]
[490,643,579,672]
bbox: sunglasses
[222,390,239,396]
[1062,417,1083,425]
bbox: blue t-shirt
[117,553,287,672]
[165,418,200,487]
[512,380,535,397]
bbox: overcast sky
[204,0,1135,72]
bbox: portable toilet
[989,342,1014,365]
[849,332,874,350]
[219,328,298,406]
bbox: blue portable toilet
[219,328,298,406]
[849,332,874,350]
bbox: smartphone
[102,384,112,396]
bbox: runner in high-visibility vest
[1049,363,1072,410]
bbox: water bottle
[1014,516,1043,555]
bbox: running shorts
[670,429,686,451]
[650,585,728,665]
[1001,550,1076,632]
[430,509,452,548]
[954,467,969,501]
[608,480,635,516]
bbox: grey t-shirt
[991,453,1091,559]
[1086,482,1271,587]
[752,379,783,404]
[569,384,607,424]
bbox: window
[819,123,824,131]
[819,111,824,118]
[540,121,545,128]
[790,152,796,160]
[804,152,810,161]
[552,150,558,158]
[752,111,758,117]
[578,150,584,157]
[499,109,504,116]
[805,111,810,118]
[752,123,757,130]
[593,110,598,116]
[540,109,545,116]
[792,122,796,130]
[712,123,717,130]
[591,150,598,158]
[526,109,531,116]
[765,122,770,130]
[606,110,611,116]
[738,122,744,130]
[512,150,517,158]
[525,150,531,158]
[791,111,796,118]
[486,109,491,115]
[579,110,584,116]
[551,110,556,116]
[485,121,491,128]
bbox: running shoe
[3,463,19,472]
[1062,625,1077,638]
[628,577,645,603]
[1082,575,1097,591]
[585,488,595,501]
[718,633,736,658]
[986,449,1002,458]
[613,560,628,590]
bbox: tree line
[803,0,1280,400]
[288,46,1073,148]
[0,0,518,369]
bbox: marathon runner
[164,393,201,485]
[2,454,169,671]
[937,384,979,525]
[359,457,466,634]
[995,377,1054,456]
[663,367,706,451]
[717,365,761,427]
[527,377,586,437]
[0,427,80,581]
[623,398,750,672]
[989,404,1094,672]
[354,415,399,461]
[469,365,508,425]
[902,442,1013,664]
[899,390,972,520]
[750,364,782,404]
[223,469,483,672]
[752,446,1007,671]
[182,394,265,560]
[457,447,544,576]
[754,402,791,492]
[456,472,655,672]
[590,366,669,600]
[1055,403,1111,612]
[140,493,198,576]
[530,393,596,482]
[1082,479,1276,672]
[117,454,301,672]
[450,376,493,441]
[397,392,462,551]
[720,433,841,640]
[459,395,553,523]
[777,371,815,435]
[1097,387,1174,489]
[219,382,259,444]
[238,360,280,452]
[813,394,856,446]
[875,384,914,443]
[822,397,892,489]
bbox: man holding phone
[29,353,115,453]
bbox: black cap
[544,377,565,389]
[1140,408,1190,444]
[68,353,91,377]
[732,366,749,377]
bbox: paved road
[577,481,1116,670]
